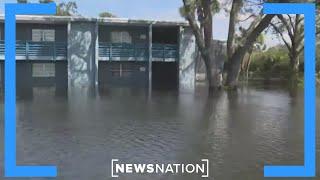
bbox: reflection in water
[0,85,317,180]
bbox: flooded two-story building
[0,15,197,95]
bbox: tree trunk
[196,0,221,89]
[240,51,252,81]
[226,15,275,88]
[246,53,253,80]
[289,55,300,97]
[227,0,242,57]
[182,0,228,90]
[203,41,223,89]
[203,56,214,88]
[289,54,300,87]
[226,50,244,88]
[291,56,300,74]
[202,0,218,89]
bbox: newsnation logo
[111,159,209,178]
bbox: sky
[0,0,283,46]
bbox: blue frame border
[4,3,57,177]
[263,3,316,177]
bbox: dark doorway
[152,26,179,90]
[152,62,178,90]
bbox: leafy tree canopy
[179,0,220,21]
[99,12,117,18]
[17,0,28,3]
[17,0,79,16]
[56,2,78,16]
[39,0,54,3]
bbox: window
[32,63,55,77]
[111,70,132,78]
[32,29,55,42]
[111,31,132,43]
[140,34,147,40]
[110,64,133,78]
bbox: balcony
[99,43,148,61]
[152,43,178,62]
[98,43,178,62]
[0,40,67,60]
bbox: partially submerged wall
[0,20,199,93]
[68,22,97,88]
[179,27,196,92]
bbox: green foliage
[249,43,320,79]
[17,0,28,3]
[210,0,220,14]
[180,0,197,17]
[250,45,290,78]
[39,0,54,3]
[255,34,267,51]
[179,0,220,18]
[99,12,116,18]
[56,2,78,16]
[17,0,79,16]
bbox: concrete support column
[179,26,196,93]
[94,21,99,87]
[68,21,98,89]
[148,24,153,93]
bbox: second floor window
[111,31,132,43]
[32,29,55,42]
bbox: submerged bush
[241,43,319,82]
[249,45,290,79]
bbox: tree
[270,14,304,83]
[241,34,266,80]
[56,2,78,16]
[269,0,319,85]
[225,0,283,88]
[39,0,54,3]
[38,0,78,16]
[17,0,28,3]
[17,0,79,16]
[180,0,222,89]
[99,12,117,18]
[226,0,242,59]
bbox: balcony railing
[152,43,178,62]
[99,42,178,62]
[0,40,67,60]
[0,41,178,61]
[99,43,148,61]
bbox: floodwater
[0,84,319,180]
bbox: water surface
[0,85,318,180]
